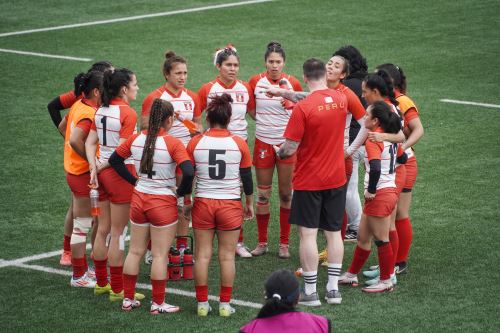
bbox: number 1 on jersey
[100,116,107,146]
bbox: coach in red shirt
[276,58,347,307]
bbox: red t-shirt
[284,88,348,190]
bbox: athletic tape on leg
[70,217,93,245]
[119,226,128,251]
[105,233,111,247]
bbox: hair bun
[267,41,282,49]
[165,51,176,59]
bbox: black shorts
[289,185,347,232]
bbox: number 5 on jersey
[208,149,226,179]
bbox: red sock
[396,218,413,263]
[110,266,123,293]
[151,279,166,305]
[341,211,348,239]
[147,240,151,251]
[63,235,71,252]
[279,207,291,245]
[377,242,394,280]
[348,246,371,274]
[220,285,232,303]
[83,255,88,272]
[176,236,188,249]
[123,274,137,300]
[93,258,108,287]
[256,213,270,243]
[389,230,399,269]
[71,257,86,278]
[195,285,208,302]
[238,228,244,243]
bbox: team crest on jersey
[184,102,193,110]
[324,96,333,103]
[236,92,244,103]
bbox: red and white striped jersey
[93,98,137,165]
[115,129,190,196]
[364,128,400,191]
[142,86,201,146]
[335,83,365,149]
[248,72,302,145]
[187,128,252,200]
[198,78,255,140]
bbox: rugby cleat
[298,291,321,307]
[236,243,252,258]
[70,274,96,288]
[109,290,145,302]
[362,279,394,293]
[250,243,268,256]
[59,250,72,266]
[325,289,342,305]
[278,244,290,259]
[122,298,141,311]
[94,283,111,295]
[338,272,359,287]
[150,302,180,314]
[219,303,236,317]
[197,301,212,317]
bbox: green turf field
[1,0,499,332]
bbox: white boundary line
[0,48,92,62]
[440,99,500,109]
[0,0,273,38]
[1,241,262,309]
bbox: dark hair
[102,68,135,107]
[214,44,239,66]
[257,270,299,319]
[140,99,174,175]
[376,63,407,94]
[206,93,232,127]
[88,61,113,73]
[163,51,187,77]
[303,58,326,81]
[369,101,402,134]
[73,71,104,98]
[330,54,350,77]
[333,45,367,78]
[264,41,286,61]
[364,69,399,106]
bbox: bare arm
[402,117,424,150]
[58,117,67,138]
[275,139,300,160]
[367,130,405,144]
[346,117,368,157]
[85,130,99,186]
[257,84,309,103]
[69,127,88,160]
[193,116,204,133]
[140,115,149,130]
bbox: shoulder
[396,94,417,113]
[185,88,199,101]
[238,80,252,92]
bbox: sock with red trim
[348,246,371,274]
[279,207,291,245]
[219,285,233,303]
[123,274,137,300]
[151,279,167,305]
[195,285,208,302]
[110,266,123,293]
[256,213,270,243]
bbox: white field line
[0,48,92,62]
[0,0,273,38]
[440,99,500,109]
[1,235,262,309]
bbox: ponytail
[364,70,399,107]
[206,93,233,127]
[139,99,174,176]
[376,63,407,94]
[74,71,104,98]
[256,269,299,319]
[102,68,134,107]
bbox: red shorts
[130,190,178,228]
[395,164,407,195]
[345,156,353,181]
[253,138,296,169]
[191,197,243,231]
[363,188,398,217]
[403,157,418,191]
[66,172,91,197]
[98,165,135,203]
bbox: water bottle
[90,188,100,216]
[182,248,193,280]
[176,112,198,135]
[279,79,295,110]
[168,247,181,281]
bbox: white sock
[327,263,342,291]
[303,270,317,295]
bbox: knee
[128,246,146,258]
[218,250,236,263]
[257,186,272,205]
[278,191,292,205]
